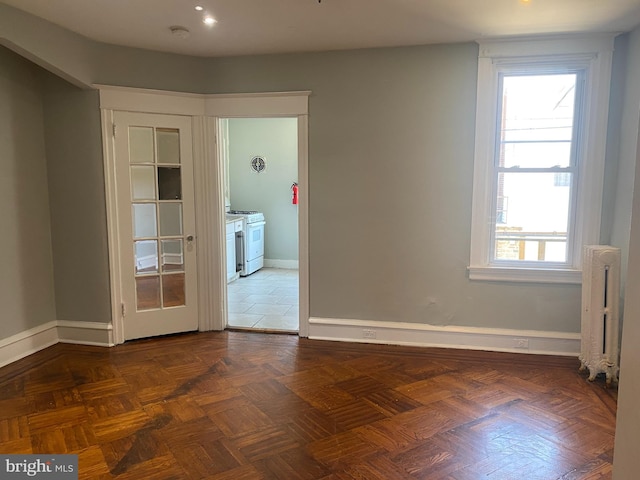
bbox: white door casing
[207,95,310,337]
[99,86,310,343]
[112,111,198,340]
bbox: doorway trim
[98,85,310,343]
[204,92,311,336]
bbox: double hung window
[493,71,581,264]
[468,36,614,283]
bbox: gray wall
[92,42,208,93]
[228,118,298,262]
[208,45,587,330]
[1,6,639,472]
[610,30,640,293]
[0,47,56,339]
[42,74,111,323]
[613,25,640,480]
[0,3,95,88]
[0,6,638,335]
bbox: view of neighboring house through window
[468,36,614,283]
[493,72,581,264]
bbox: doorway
[220,117,299,332]
[101,87,310,343]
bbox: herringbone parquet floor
[0,331,617,479]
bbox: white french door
[113,112,198,340]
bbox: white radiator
[579,245,621,384]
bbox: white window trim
[468,34,615,284]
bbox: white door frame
[98,86,310,343]
[204,92,310,336]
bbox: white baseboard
[0,321,58,368]
[264,259,299,269]
[57,320,114,347]
[0,320,114,368]
[308,317,581,356]
[0,316,580,370]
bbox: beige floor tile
[226,268,299,332]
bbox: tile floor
[226,268,299,332]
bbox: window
[469,36,615,284]
[493,72,579,264]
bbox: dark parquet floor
[0,331,617,479]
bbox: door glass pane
[129,127,154,164]
[135,240,158,274]
[157,128,180,164]
[161,239,184,272]
[131,165,156,200]
[162,273,185,307]
[158,167,182,200]
[494,172,569,262]
[136,276,161,310]
[132,203,157,238]
[159,203,183,236]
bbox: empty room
[1,1,640,478]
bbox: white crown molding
[95,85,311,118]
[204,91,310,117]
[96,84,206,116]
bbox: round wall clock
[250,156,266,173]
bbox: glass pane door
[129,126,186,311]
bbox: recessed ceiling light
[203,16,217,26]
[195,5,204,11]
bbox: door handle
[186,235,194,243]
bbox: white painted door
[114,112,198,340]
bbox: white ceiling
[3,0,640,57]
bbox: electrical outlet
[514,338,529,349]
[363,329,377,339]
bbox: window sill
[467,266,582,284]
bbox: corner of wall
[0,321,114,369]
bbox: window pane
[161,239,184,272]
[158,167,182,200]
[129,127,154,164]
[132,204,157,239]
[157,128,181,164]
[135,240,158,274]
[136,276,161,310]
[501,141,572,168]
[163,273,185,307]
[501,74,577,144]
[494,172,570,262]
[159,203,183,237]
[131,165,156,200]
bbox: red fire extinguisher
[291,182,299,205]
